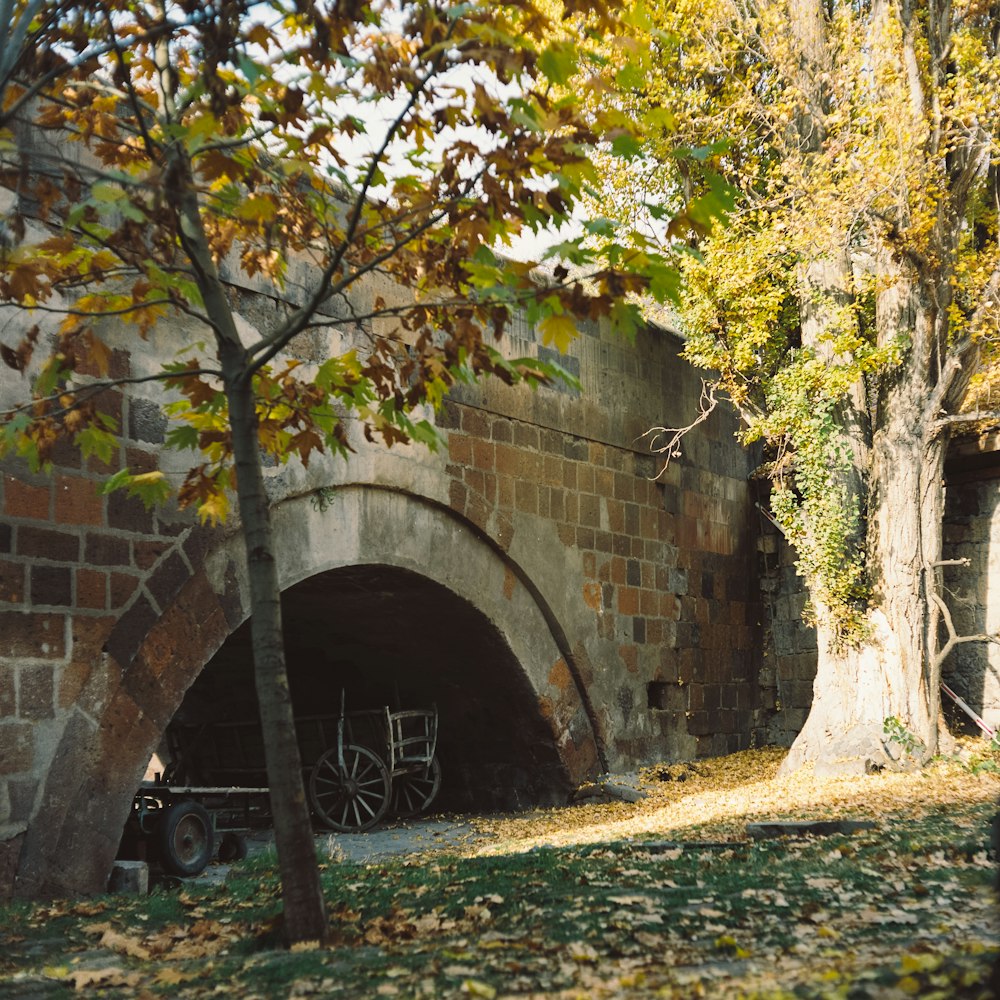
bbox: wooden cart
[308,694,441,833]
[124,780,268,877]
[129,694,441,874]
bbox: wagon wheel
[391,756,442,818]
[309,744,391,832]
[217,832,248,863]
[158,800,214,877]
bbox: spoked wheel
[391,756,442,818]
[158,800,214,877]
[309,744,391,832]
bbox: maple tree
[0,0,712,940]
[605,0,1000,772]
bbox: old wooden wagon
[124,695,440,876]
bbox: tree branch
[934,410,1000,432]
[640,380,719,478]
[0,6,219,130]
[0,366,221,420]
[930,592,1000,671]
[243,19,458,370]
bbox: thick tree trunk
[781,439,943,775]
[783,264,948,775]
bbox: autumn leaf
[537,313,578,353]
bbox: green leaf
[75,426,117,466]
[166,425,200,451]
[610,133,643,159]
[100,469,172,509]
[539,41,579,86]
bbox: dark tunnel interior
[166,564,572,816]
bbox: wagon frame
[126,692,441,875]
[308,693,441,833]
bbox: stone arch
[15,486,599,897]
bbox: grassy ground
[1,746,998,999]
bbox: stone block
[145,551,190,611]
[0,612,66,658]
[3,476,50,520]
[106,491,154,533]
[30,565,72,607]
[108,860,148,895]
[102,594,157,670]
[109,572,139,609]
[17,527,80,562]
[0,722,34,775]
[0,559,24,603]
[128,397,167,444]
[54,475,103,527]
[18,664,54,720]
[7,777,38,823]
[76,568,107,610]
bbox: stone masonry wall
[0,345,227,895]
[942,465,1000,733]
[437,313,766,766]
[754,500,817,746]
[0,267,765,898]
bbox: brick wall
[438,315,765,765]
[0,345,229,892]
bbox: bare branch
[930,591,1000,671]
[640,380,719,479]
[934,410,1000,431]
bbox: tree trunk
[222,356,330,943]
[171,143,328,942]
[781,437,943,775]
[782,268,947,775]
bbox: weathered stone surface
[1,269,775,899]
[108,860,148,895]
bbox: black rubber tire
[217,832,248,863]
[157,801,214,877]
[309,744,391,832]
[391,756,442,818]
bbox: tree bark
[221,352,330,943]
[781,437,943,775]
[782,263,948,775]
[172,147,328,943]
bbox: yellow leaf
[68,967,142,990]
[461,981,497,999]
[99,927,151,960]
[537,313,578,353]
[154,968,200,985]
[235,195,278,223]
[197,491,229,526]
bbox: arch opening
[168,564,572,813]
